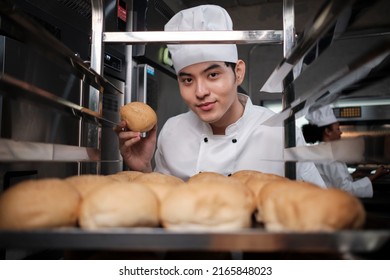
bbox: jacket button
[232,139,237,143]
[204,137,208,143]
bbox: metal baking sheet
[0,227,389,253]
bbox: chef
[117,4,325,187]
[302,105,390,197]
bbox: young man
[117,5,325,186]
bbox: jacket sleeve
[296,162,327,188]
[153,124,171,175]
[295,127,327,188]
[320,161,373,198]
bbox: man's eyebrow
[178,63,223,77]
[178,71,191,77]
[203,63,222,73]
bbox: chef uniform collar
[164,5,238,73]
[306,105,338,127]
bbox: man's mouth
[197,101,216,111]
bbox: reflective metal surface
[0,0,122,96]
[261,0,356,92]
[103,30,283,44]
[0,139,100,162]
[0,227,388,253]
[0,74,119,129]
[263,44,390,126]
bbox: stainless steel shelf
[0,0,122,96]
[103,30,283,44]
[0,74,118,129]
[0,138,101,162]
[262,43,390,126]
[261,0,357,93]
[0,227,388,253]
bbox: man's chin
[200,115,219,124]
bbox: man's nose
[195,80,210,99]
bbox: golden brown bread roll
[115,170,143,181]
[65,174,116,198]
[231,170,289,223]
[133,172,185,202]
[260,181,365,232]
[160,176,254,231]
[187,171,226,183]
[106,171,143,182]
[256,180,318,223]
[231,170,288,198]
[120,102,157,132]
[0,179,80,229]
[79,182,159,229]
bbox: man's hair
[301,123,332,144]
[225,62,237,77]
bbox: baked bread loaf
[120,102,157,132]
[231,170,288,198]
[133,172,185,202]
[106,171,143,182]
[230,170,289,222]
[187,171,226,183]
[65,174,116,198]
[115,170,143,181]
[160,176,254,231]
[0,178,80,229]
[79,182,159,229]
[260,181,365,232]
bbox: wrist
[124,158,152,173]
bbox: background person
[302,105,389,197]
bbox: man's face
[328,122,342,141]
[177,61,242,128]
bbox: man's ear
[235,59,246,85]
[324,126,332,137]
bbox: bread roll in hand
[120,102,157,132]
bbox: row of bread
[0,170,366,231]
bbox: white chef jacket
[154,94,326,187]
[315,160,373,197]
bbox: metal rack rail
[0,74,118,128]
[0,227,388,254]
[0,74,117,162]
[0,0,122,96]
[0,1,122,163]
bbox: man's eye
[181,78,192,84]
[208,72,219,78]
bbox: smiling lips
[197,101,216,111]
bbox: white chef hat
[306,105,338,127]
[164,5,238,73]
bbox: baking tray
[0,227,389,253]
